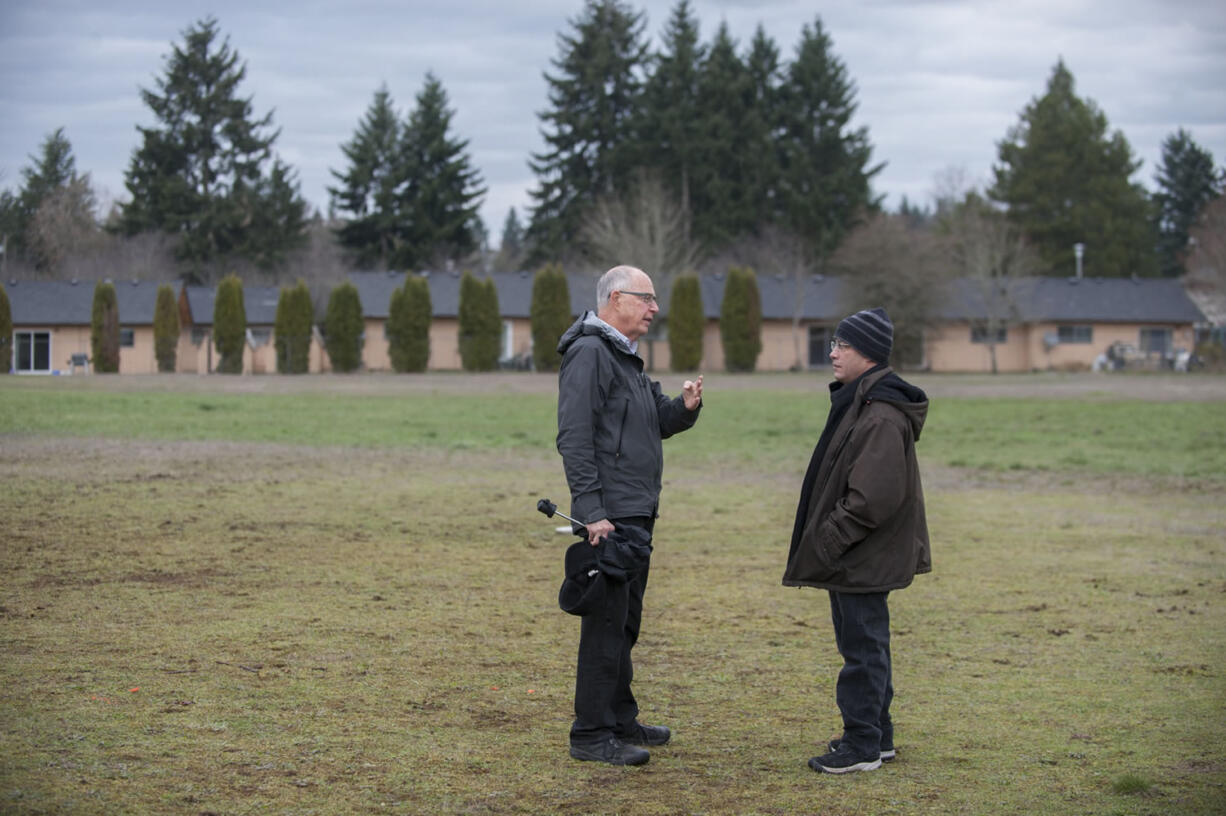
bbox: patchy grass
[1,374,1224,814]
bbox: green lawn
[1,374,1223,814]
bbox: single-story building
[178,285,288,374]
[4,278,176,374]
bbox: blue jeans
[829,591,893,757]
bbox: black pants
[829,590,894,757]
[570,516,654,744]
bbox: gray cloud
[1,0,1223,242]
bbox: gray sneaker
[569,736,649,766]
[809,746,882,774]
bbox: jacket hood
[865,370,928,441]
[556,310,635,356]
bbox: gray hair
[596,265,640,310]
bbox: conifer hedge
[530,263,572,372]
[668,274,704,371]
[213,274,247,374]
[388,274,432,373]
[0,283,11,373]
[719,266,762,372]
[324,281,364,373]
[153,284,180,372]
[275,280,314,374]
[90,281,120,373]
[458,271,501,371]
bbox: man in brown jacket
[783,307,931,774]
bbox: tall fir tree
[1153,129,1223,277]
[495,207,525,271]
[776,17,880,263]
[990,60,1157,277]
[328,85,403,268]
[636,0,705,247]
[527,0,648,262]
[5,128,92,265]
[119,17,306,275]
[743,26,785,227]
[393,73,487,270]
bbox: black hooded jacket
[556,312,700,525]
[783,365,931,593]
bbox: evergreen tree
[153,284,180,372]
[990,60,1157,276]
[328,85,403,268]
[388,274,432,372]
[119,17,307,274]
[668,274,704,371]
[90,281,120,373]
[393,73,487,269]
[458,271,501,371]
[496,207,525,270]
[213,274,246,374]
[527,0,648,262]
[1154,129,1224,277]
[530,263,572,372]
[636,1,705,246]
[776,17,880,262]
[719,266,761,372]
[0,283,12,373]
[5,128,93,266]
[324,282,365,373]
[274,280,314,374]
[743,25,785,226]
[691,23,755,248]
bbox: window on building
[120,328,135,347]
[808,325,832,368]
[191,327,208,346]
[971,324,1007,344]
[1057,325,1092,344]
[15,331,51,373]
[1139,328,1172,354]
[247,328,271,347]
[501,320,514,361]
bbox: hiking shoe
[619,723,671,747]
[809,746,882,774]
[570,736,650,766]
[828,738,895,762]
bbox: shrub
[324,281,364,373]
[153,284,180,373]
[668,274,704,371]
[213,275,247,374]
[90,281,120,373]
[274,280,314,374]
[389,275,432,373]
[530,263,572,372]
[0,283,11,373]
[458,271,500,372]
[719,266,762,372]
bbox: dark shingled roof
[182,285,281,326]
[935,276,1206,323]
[6,279,176,326]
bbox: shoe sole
[810,757,883,774]
[569,748,650,766]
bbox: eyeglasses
[618,290,657,305]
[830,339,853,352]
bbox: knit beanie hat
[835,307,893,363]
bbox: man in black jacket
[556,264,703,766]
[783,307,931,775]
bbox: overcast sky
[2,0,1224,246]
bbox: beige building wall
[117,326,159,374]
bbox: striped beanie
[835,307,893,364]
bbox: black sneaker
[828,738,895,762]
[619,723,671,747]
[570,736,650,766]
[809,746,882,774]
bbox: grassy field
[1,372,1224,815]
